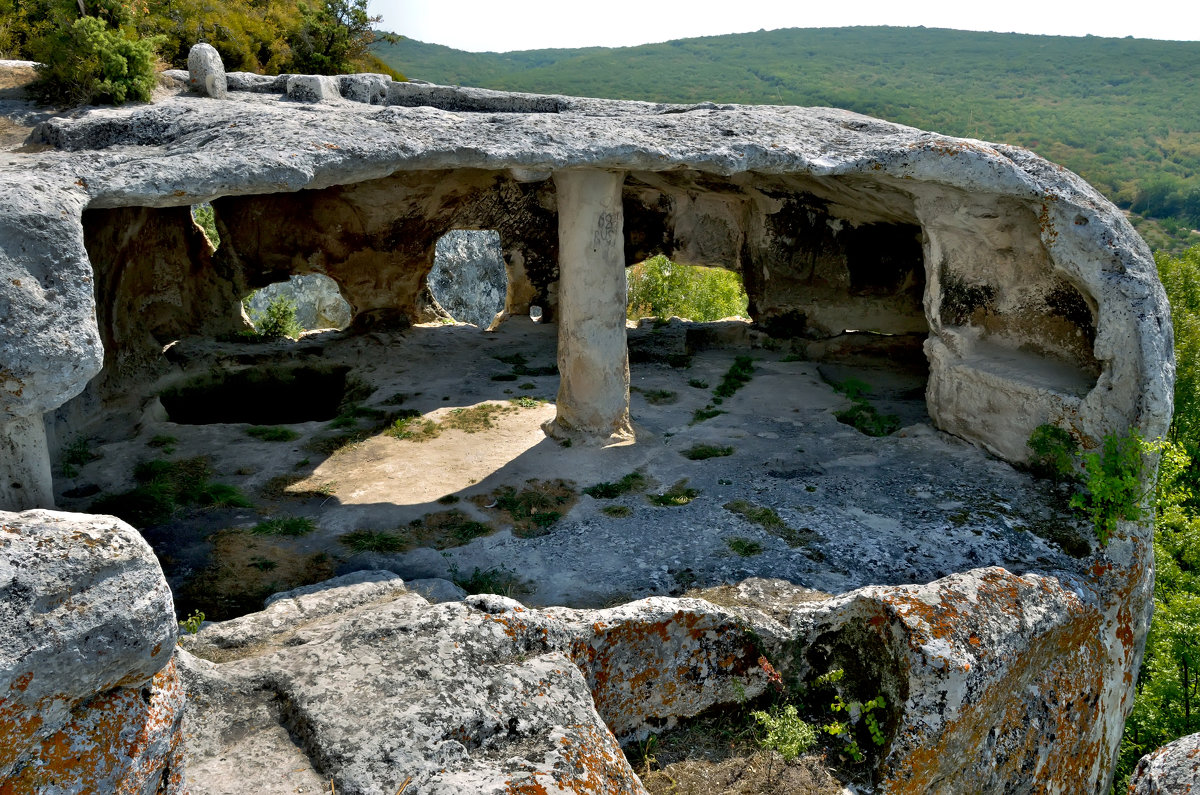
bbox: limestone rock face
[0,509,182,791]
[180,572,772,793]
[179,566,1131,793]
[186,43,227,99]
[428,229,507,328]
[245,272,353,330]
[1130,732,1200,794]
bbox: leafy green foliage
[28,3,164,106]
[178,609,205,635]
[1027,424,1080,483]
[288,0,395,75]
[751,704,817,761]
[1070,430,1150,547]
[192,203,220,248]
[59,435,99,477]
[378,27,1200,250]
[626,255,749,322]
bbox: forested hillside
[377,26,1200,251]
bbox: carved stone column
[544,169,633,443]
[0,415,54,510]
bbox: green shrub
[1070,430,1150,547]
[626,255,749,322]
[752,704,817,761]
[29,8,163,106]
[1027,424,1079,483]
[250,296,304,340]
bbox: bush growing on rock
[23,0,164,105]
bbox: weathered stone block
[186,43,227,99]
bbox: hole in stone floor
[160,364,351,424]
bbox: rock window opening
[244,273,353,333]
[428,229,508,329]
[625,255,750,323]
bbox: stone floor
[55,317,1091,618]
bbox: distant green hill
[375,26,1200,252]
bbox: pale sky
[368,0,1200,52]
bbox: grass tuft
[648,479,700,507]
[584,471,650,499]
[246,426,300,442]
[250,516,316,536]
[682,443,734,461]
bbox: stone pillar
[544,169,634,443]
[0,415,54,510]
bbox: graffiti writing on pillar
[593,212,618,250]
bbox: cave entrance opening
[243,273,354,334]
[428,229,508,329]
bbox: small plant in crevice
[802,667,890,766]
[682,443,734,461]
[831,378,900,437]
[752,703,818,761]
[178,609,205,636]
[1071,429,1153,547]
[690,406,726,425]
[602,505,633,518]
[687,378,709,389]
[60,436,99,478]
[449,563,530,597]
[1025,424,1158,548]
[714,355,755,399]
[648,479,700,507]
[724,500,816,548]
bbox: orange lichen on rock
[0,659,185,794]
